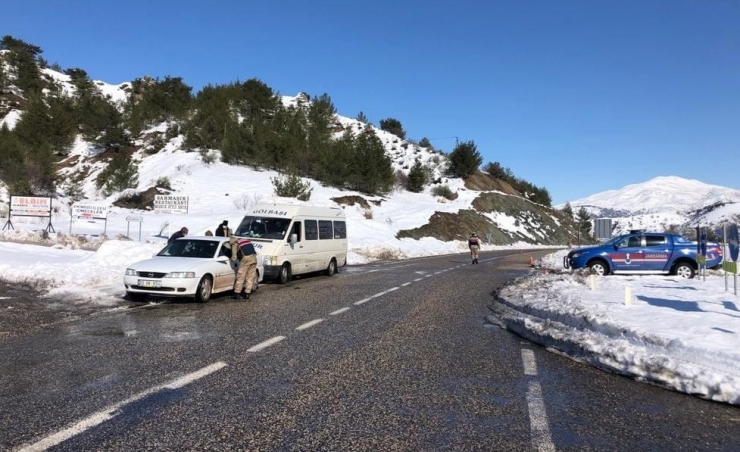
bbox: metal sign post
[126,215,144,241]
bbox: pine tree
[356,111,368,124]
[379,118,406,139]
[96,152,139,197]
[353,128,394,194]
[448,140,483,178]
[561,202,574,219]
[576,206,592,236]
[406,159,426,192]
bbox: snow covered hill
[566,176,740,234]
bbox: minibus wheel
[326,259,337,276]
[278,263,292,284]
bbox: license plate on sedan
[139,279,162,288]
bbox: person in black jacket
[168,227,188,244]
[215,220,229,237]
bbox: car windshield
[603,235,625,246]
[157,239,220,258]
[235,216,292,240]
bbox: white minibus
[234,203,348,283]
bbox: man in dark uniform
[215,220,229,237]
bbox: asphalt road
[1,250,739,451]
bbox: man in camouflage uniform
[230,236,258,300]
[468,233,481,264]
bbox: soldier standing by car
[230,236,258,300]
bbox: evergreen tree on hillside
[1,35,44,94]
[483,161,513,180]
[125,76,192,135]
[379,118,406,139]
[406,158,426,192]
[95,151,139,197]
[447,140,482,178]
[183,84,235,149]
[561,202,574,219]
[236,78,280,118]
[576,206,592,236]
[418,137,432,149]
[356,111,368,124]
[304,93,336,176]
[318,130,356,188]
[352,127,394,194]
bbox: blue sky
[2,0,738,205]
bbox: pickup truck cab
[563,231,723,279]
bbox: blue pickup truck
[563,231,723,279]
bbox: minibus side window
[305,220,318,240]
[318,220,333,240]
[333,221,346,239]
[290,221,302,242]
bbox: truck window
[319,220,333,240]
[645,235,667,247]
[305,220,318,240]
[334,221,346,239]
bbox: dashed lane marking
[18,362,228,452]
[247,336,286,352]
[329,307,351,315]
[521,349,538,376]
[296,319,325,331]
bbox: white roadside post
[624,285,632,307]
[126,215,144,241]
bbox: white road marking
[526,381,555,452]
[18,362,228,452]
[521,349,538,376]
[401,282,412,287]
[296,319,324,331]
[247,336,286,352]
[329,307,351,315]
[354,297,373,305]
[387,286,399,292]
[414,278,424,282]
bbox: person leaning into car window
[168,227,188,244]
[230,236,258,300]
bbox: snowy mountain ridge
[567,176,740,235]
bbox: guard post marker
[624,285,632,306]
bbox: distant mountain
[566,176,740,235]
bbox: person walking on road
[230,236,258,300]
[468,233,481,264]
[168,227,188,244]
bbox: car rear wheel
[195,276,213,303]
[325,258,337,277]
[278,263,291,284]
[674,262,696,279]
[588,260,608,276]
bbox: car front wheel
[126,291,147,302]
[588,260,608,276]
[195,276,213,303]
[674,263,696,279]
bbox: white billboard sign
[72,203,109,221]
[154,195,189,214]
[10,196,52,217]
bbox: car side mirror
[290,233,298,244]
[216,255,229,262]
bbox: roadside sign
[729,224,739,262]
[126,215,144,222]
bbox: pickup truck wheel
[588,261,608,276]
[674,263,695,279]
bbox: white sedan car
[123,236,263,303]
